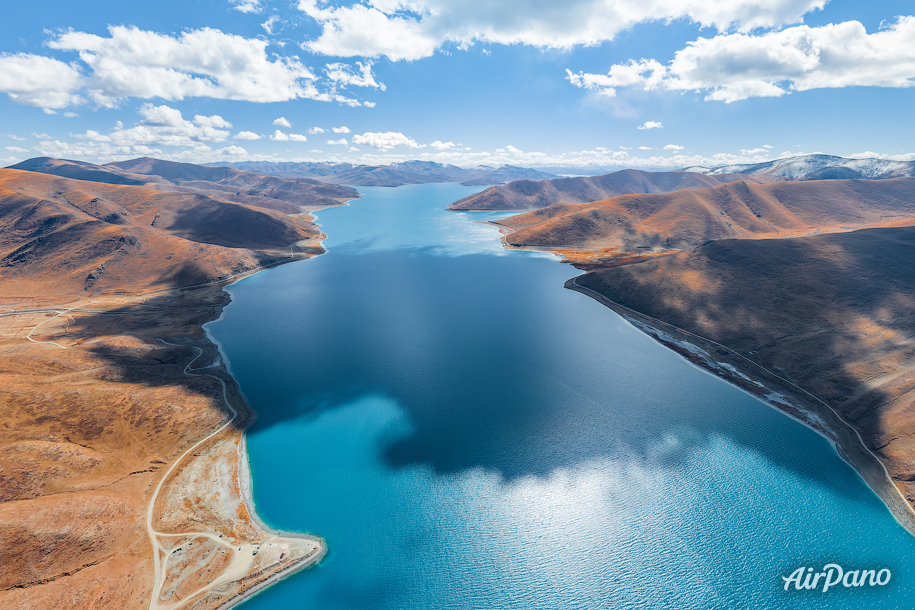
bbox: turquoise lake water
[207,183,915,609]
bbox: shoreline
[565,275,915,538]
[142,199,355,609]
[176,204,347,608]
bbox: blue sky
[0,0,912,170]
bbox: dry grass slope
[0,167,327,610]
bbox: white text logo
[782,564,891,592]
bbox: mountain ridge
[208,159,558,187]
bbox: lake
[208,183,915,609]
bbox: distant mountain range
[209,160,558,187]
[448,169,771,211]
[6,157,359,212]
[682,154,915,181]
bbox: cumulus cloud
[327,138,348,145]
[217,145,249,156]
[32,132,52,139]
[308,127,326,134]
[274,117,292,127]
[194,115,232,129]
[270,130,308,142]
[352,131,424,150]
[298,0,825,61]
[568,17,915,103]
[235,131,262,140]
[741,147,771,155]
[6,135,26,141]
[75,129,111,142]
[332,126,351,133]
[46,26,322,107]
[5,146,29,153]
[638,121,663,130]
[664,144,684,151]
[0,53,84,110]
[39,104,235,161]
[110,104,232,147]
[325,61,386,89]
[430,141,456,150]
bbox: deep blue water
[208,183,915,609]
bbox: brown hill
[570,225,915,526]
[447,169,770,211]
[9,157,360,214]
[0,168,326,608]
[499,177,915,251]
[0,168,319,298]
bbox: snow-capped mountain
[682,154,915,181]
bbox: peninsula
[0,159,353,609]
[483,173,915,532]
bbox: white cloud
[235,131,262,140]
[262,15,280,34]
[270,130,308,142]
[297,0,825,61]
[430,141,456,150]
[31,104,239,161]
[111,104,232,147]
[308,127,326,134]
[352,131,424,150]
[5,146,29,153]
[332,126,351,133]
[217,145,249,156]
[231,0,262,14]
[638,121,663,130]
[32,132,52,139]
[75,129,111,142]
[664,144,684,151]
[43,108,58,115]
[47,26,321,107]
[349,146,361,152]
[194,115,232,129]
[568,17,915,103]
[274,116,292,127]
[741,147,771,155]
[327,138,348,145]
[64,112,79,118]
[325,61,386,90]
[638,146,653,150]
[0,53,84,110]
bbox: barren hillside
[0,167,327,610]
[499,177,915,251]
[448,169,771,211]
